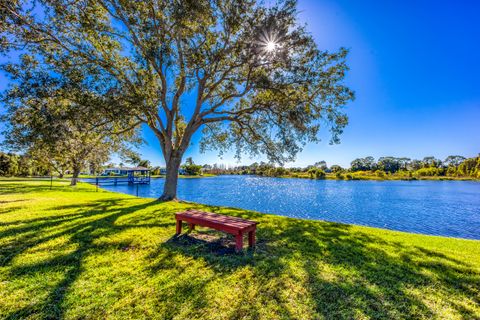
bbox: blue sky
[1,0,479,167]
[140,0,480,167]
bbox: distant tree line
[0,151,112,177]
[201,154,480,180]
[0,150,206,178]
[348,155,479,178]
[182,158,203,176]
[2,153,478,180]
[0,152,48,177]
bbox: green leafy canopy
[1,0,354,163]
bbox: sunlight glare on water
[86,175,480,240]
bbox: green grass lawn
[0,179,479,319]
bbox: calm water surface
[88,175,480,240]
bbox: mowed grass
[0,179,479,319]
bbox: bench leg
[235,232,243,252]
[248,230,256,248]
[188,223,195,232]
[176,219,182,235]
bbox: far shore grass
[0,179,479,319]
[261,172,479,181]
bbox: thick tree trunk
[159,156,182,201]
[70,165,80,186]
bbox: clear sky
[137,0,480,168]
[1,0,479,168]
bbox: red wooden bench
[175,210,258,252]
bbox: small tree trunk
[159,156,182,201]
[71,165,81,186]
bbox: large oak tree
[1,0,354,199]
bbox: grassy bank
[0,179,479,319]
[261,172,479,181]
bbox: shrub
[151,167,161,175]
[315,169,326,179]
[446,166,457,176]
[183,164,202,175]
[375,170,386,178]
[274,167,288,177]
[414,167,441,177]
[308,168,326,179]
[330,165,343,173]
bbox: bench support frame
[175,213,257,252]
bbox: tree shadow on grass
[160,231,256,269]
[0,199,27,205]
[0,199,28,215]
[0,198,132,266]
[273,220,478,319]
[155,208,480,319]
[1,195,479,319]
[1,198,165,319]
[0,206,28,215]
[0,183,64,195]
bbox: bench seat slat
[176,210,257,232]
[175,210,258,252]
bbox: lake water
[87,175,480,240]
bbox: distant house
[100,166,150,184]
[102,166,150,176]
[159,168,187,175]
